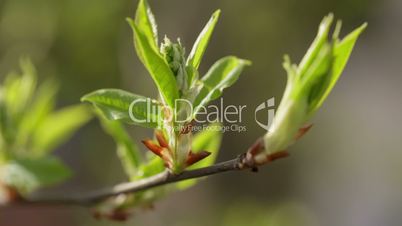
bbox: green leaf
[0,156,71,194]
[82,89,162,128]
[297,14,333,78]
[3,58,37,116]
[32,105,92,156]
[312,23,367,111]
[193,56,250,114]
[176,123,222,190]
[187,10,221,69]
[302,43,333,109]
[16,80,58,148]
[135,0,158,50]
[260,17,366,157]
[98,113,142,179]
[127,19,179,108]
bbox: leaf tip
[357,22,368,33]
[242,59,252,66]
[213,9,222,18]
[80,91,96,103]
[80,95,89,103]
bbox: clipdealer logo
[128,97,275,133]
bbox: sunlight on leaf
[135,0,159,50]
[82,89,161,128]
[187,10,221,70]
[311,22,367,113]
[127,19,179,108]
[193,57,251,115]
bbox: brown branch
[11,148,289,207]
[22,155,245,206]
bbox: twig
[11,146,289,207]
[21,155,246,206]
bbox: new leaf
[187,10,221,69]
[193,56,251,115]
[82,89,162,128]
[127,19,179,108]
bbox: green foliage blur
[0,0,392,226]
[0,59,91,196]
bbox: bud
[251,14,367,164]
[160,36,189,94]
[142,128,209,173]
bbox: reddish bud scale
[295,124,313,140]
[142,140,164,158]
[0,183,22,204]
[186,150,211,166]
[247,138,264,156]
[155,130,169,148]
[142,139,173,169]
[266,150,289,162]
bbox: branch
[11,148,289,207]
[23,156,244,206]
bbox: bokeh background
[0,0,401,225]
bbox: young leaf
[16,80,58,148]
[135,0,158,50]
[193,56,251,114]
[255,17,366,161]
[32,105,92,156]
[0,156,71,194]
[98,113,142,178]
[302,43,333,109]
[3,58,37,116]
[311,23,367,112]
[127,19,179,108]
[187,10,221,69]
[176,123,222,190]
[297,14,334,78]
[82,89,162,128]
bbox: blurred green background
[1,0,401,225]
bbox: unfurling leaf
[187,10,221,70]
[251,14,366,163]
[135,0,158,50]
[127,19,179,108]
[311,22,367,113]
[193,57,251,115]
[82,89,162,128]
